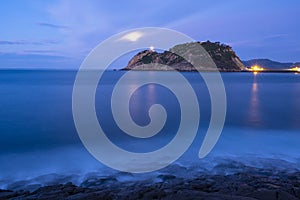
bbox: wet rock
[157,174,177,182]
[249,189,298,200]
[0,189,17,200]
[3,164,300,199]
[80,176,117,188]
[0,189,29,200]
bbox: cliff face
[199,41,245,71]
[124,41,245,72]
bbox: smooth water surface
[0,70,299,186]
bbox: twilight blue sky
[0,0,300,69]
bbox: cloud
[44,0,198,57]
[0,41,26,45]
[39,0,300,62]
[0,52,81,69]
[0,40,59,46]
[263,34,288,40]
[262,34,289,43]
[37,22,68,29]
[227,40,263,48]
[23,50,58,54]
[46,0,114,56]
[119,31,143,42]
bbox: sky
[0,0,300,69]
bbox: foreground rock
[2,168,300,200]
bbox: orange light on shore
[290,67,300,72]
[249,65,264,73]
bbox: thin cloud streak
[37,22,68,29]
[263,34,289,40]
[0,40,60,46]
[23,50,58,54]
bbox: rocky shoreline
[1,162,300,200]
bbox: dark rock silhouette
[123,41,246,72]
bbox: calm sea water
[0,70,299,185]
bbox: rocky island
[122,41,300,73]
[123,41,246,72]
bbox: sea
[0,70,299,190]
